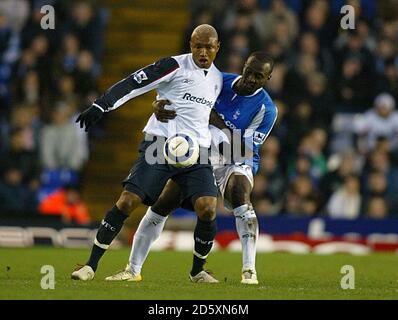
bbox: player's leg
[191,195,218,281]
[71,190,142,280]
[72,138,172,281]
[224,172,259,284]
[174,164,219,283]
[127,179,182,277]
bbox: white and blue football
[163,133,200,167]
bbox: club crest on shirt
[233,109,241,120]
[133,70,148,84]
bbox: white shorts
[213,164,254,210]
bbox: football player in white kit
[72,25,223,283]
[106,52,278,284]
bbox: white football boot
[189,270,219,283]
[71,265,95,281]
[105,264,142,282]
[241,269,258,285]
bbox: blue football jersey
[214,73,278,175]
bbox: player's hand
[75,105,104,132]
[152,99,176,122]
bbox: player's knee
[194,197,217,221]
[116,191,142,215]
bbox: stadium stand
[1,0,398,232]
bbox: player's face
[240,58,272,94]
[190,36,220,69]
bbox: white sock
[233,204,259,272]
[128,207,168,275]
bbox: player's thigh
[152,179,182,216]
[122,141,173,206]
[172,164,218,210]
[224,174,252,207]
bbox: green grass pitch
[0,247,397,300]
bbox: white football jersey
[93,53,223,147]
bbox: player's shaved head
[191,24,219,42]
[190,24,220,69]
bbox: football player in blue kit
[107,52,277,284]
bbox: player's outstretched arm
[76,57,180,131]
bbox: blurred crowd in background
[185,0,398,219]
[0,0,106,223]
[1,0,397,223]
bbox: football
[163,133,200,167]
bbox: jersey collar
[231,75,263,97]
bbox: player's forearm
[209,109,230,132]
[93,74,153,112]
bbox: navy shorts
[122,136,217,207]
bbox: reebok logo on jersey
[182,78,194,84]
[182,93,214,108]
[132,70,148,84]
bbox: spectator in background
[9,105,41,152]
[301,0,334,48]
[225,52,245,73]
[257,0,299,49]
[354,93,398,153]
[284,53,317,106]
[66,1,104,63]
[60,33,81,74]
[320,150,362,204]
[366,196,388,219]
[56,74,79,108]
[72,50,97,100]
[336,53,371,112]
[306,71,334,126]
[258,153,286,203]
[0,0,29,34]
[363,149,398,196]
[39,184,91,225]
[284,174,319,216]
[297,31,334,77]
[40,102,88,172]
[17,70,40,105]
[327,174,361,219]
[375,59,398,101]
[296,130,328,181]
[373,37,396,75]
[285,100,312,155]
[0,127,41,187]
[0,166,37,211]
[0,10,12,61]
